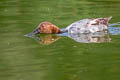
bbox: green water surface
[0,0,120,80]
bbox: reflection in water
[25,34,61,45]
[25,31,111,44]
[39,35,61,45]
[68,31,111,43]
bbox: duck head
[32,21,61,34]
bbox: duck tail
[107,16,112,21]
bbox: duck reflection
[25,34,61,45]
[25,31,111,44]
[67,31,111,43]
[39,35,61,45]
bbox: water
[0,0,120,80]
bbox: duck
[31,21,65,34]
[30,16,112,35]
[65,16,112,34]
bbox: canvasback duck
[32,21,64,34]
[65,16,112,34]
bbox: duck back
[66,17,112,34]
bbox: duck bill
[32,28,39,34]
[24,28,39,37]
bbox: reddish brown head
[33,21,61,34]
[38,21,61,34]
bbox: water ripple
[109,22,120,35]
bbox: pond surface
[0,0,120,80]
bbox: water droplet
[4,9,8,12]
[8,42,10,45]
[73,45,77,47]
[31,9,34,11]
